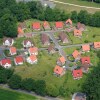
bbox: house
[18,27,24,38]
[76,22,86,31]
[72,50,80,59]
[28,47,38,55]
[43,21,50,30]
[74,29,82,37]
[32,22,41,30]
[57,56,66,66]
[81,56,90,65]
[72,92,86,100]
[3,38,14,46]
[9,47,17,55]
[0,58,11,68]
[55,22,63,29]
[82,44,90,52]
[48,45,55,54]
[72,69,83,80]
[23,40,33,48]
[41,34,50,45]
[65,19,72,26]
[27,55,37,64]
[59,32,69,43]
[54,65,65,76]
[14,56,24,65]
[81,63,90,73]
[94,42,100,49]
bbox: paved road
[49,0,100,10]
[47,32,70,68]
[31,29,67,35]
[61,43,93,48]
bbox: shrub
[21,78,35,91]
[34,80,46,96]
[46,84,59,97]
[8,74,22,89]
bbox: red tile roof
[72,50,80,59]
[74,29,82,36]
[43,21,50,29]
[1,59,11,65]
[66,19,72,25]
[55,22,63,29]
[72,69,83,78]
[29,47,38,54]
[82,44,90,52]
[32,22,40,30]
[81,57,90,65]
[59,56,66,63]
[18,27,24,34]
[15,56,24,64]
[30,55,37,62]
[94,42,100,49]
[54,65,64,75]
[10,47,16,54]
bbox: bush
[59,86,69,97]
[34,80,46,96]
[46,84,59,97]
[8,74,22,89]
[0,67,13,84]
[21,78,35,91]
[84,40,89,43]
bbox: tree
[0,67,13,83]
[46,84,59,97]
[78,10,90,25]
[27,1,44,19]
[82,51,100,100]
[34,80,46,96]
[10,2,31,22]
[45,6,54,21]
[0,67,8,83]
[21,78,35,91]
[82,64,100,100]
[60,11,69,21]
[5,69,14,79]
[59,86,69,97]
[71,11,78,23]
[8,74,22,89]
[90,12,100,27]
[0,13,17,37]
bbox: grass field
[0,88,37,100]
[55,0,100,13]
[63,47,100,66]
[67,26,100,44]
[14,50,87,99]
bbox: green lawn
[0,88,37,100]
[64,47,99,66]
[56,0,100,7]
[67,26,100,44]
[14,50,87,99]
[64,47,81,55]
[81,49,100,66]
[55,0,100,13]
